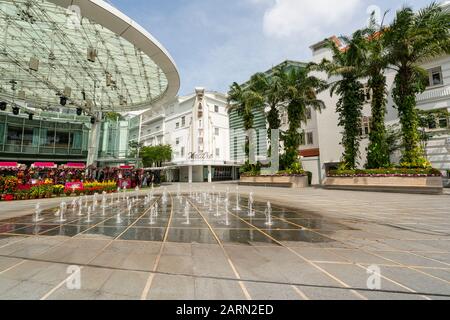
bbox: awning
[0,162,18,169]
[32,162,57,169]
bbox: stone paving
[0,183,449,300]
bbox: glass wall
[98,116,139,159]
[0,113,89,157]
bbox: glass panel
[6,125,23,146]
[0,122,4,145]
[55,131,69,149]
[439,118,448,129]
[432,71,442,86]
[42,129,55,147]
[22,127,34,146]
[32,128,40,147]
[71,131,82,149]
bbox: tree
[248,70,285,156]
[320,31,367,169]
[104,112,124,122]
[282,65,327,169]
[363,12,391,169]
[128,140,143,158]
[141,145,172,168]
[384,3,450,166]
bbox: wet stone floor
[0,189,449,300]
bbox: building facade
[0,108,141,167]
[140,88,239,182]
[306,34,450,184]
[229,37,450,185]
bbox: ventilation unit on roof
[29,57,39,71]
[87,47,98,62]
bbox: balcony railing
[417,85,450,103]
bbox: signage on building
[65,182,84,190]
[188,152,213,160]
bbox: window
[299,132,305,146]
[215,128,219,136]
[176,138,180,145]
[198,137,204,144]
[181,147,185,157]
[214,105,219,113]
[7,126,22,145]
[428,67,443,87]
[156,126,160,131]
[181,116,186,127]
[175,122,179,129]
[199,120,202,128]
[439,117,448,129]
[281,112,288,125]
[307,132,314,145]
[216,148,220,157]
[364,85,372,102]
[359,116,371,136]
[306,108,312,120]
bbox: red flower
[3,194,14,201]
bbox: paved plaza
[0,183,449,300]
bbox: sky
[108,0,437,96]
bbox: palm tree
[362,12,391,169]
[249,70,285,155]
[228,82,264,160]
[320,31,367,169]
[384,3,450,166]
[283,65,327,169]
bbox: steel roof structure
[0,0,180,115]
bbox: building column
[87,113,102,167]
[188,166,193,183]
[208,165,212,183]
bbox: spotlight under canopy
[0,0,179,113]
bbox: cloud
[262,0,363,38]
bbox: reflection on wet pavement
[0,192,352,247]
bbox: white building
[139,88,240,182]
[303,33,450,185]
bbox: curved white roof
[0,0,180,113]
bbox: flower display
[328,168,442,178]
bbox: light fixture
[0,102,6,111]
[12,106,19,115]
[76,108,83,116]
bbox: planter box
[240,175,309,188]
[323,176,443,194]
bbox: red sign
[65,182,84,190]
[0,162,18,168]
[33,162,56,168]
[119,165,134,170]
[118,179,132,189]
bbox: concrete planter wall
[323,176,444,194]
[240,175,309,188]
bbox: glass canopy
[0,0,175,114]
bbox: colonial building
[307,27,450,184]
[140,88,240,182]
